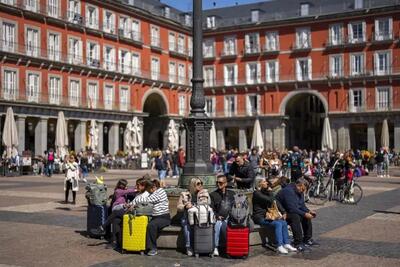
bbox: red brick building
[0,0,399,155]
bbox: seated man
[276,177,319,252]
[210,174,236,256]
[227,154,256,189]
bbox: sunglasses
[196,182,203,186]
[216,181,225,185]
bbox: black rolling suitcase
[193,224,215,258]
[87,204,107,238]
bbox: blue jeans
[181,212,192,248]
[259,219,290,246]
[214,219,227,248]
[158,169,167,180]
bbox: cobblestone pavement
[0,168,399,267]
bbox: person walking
[47,149,55,177]
[64,155,80,204]
[151,151,170,188]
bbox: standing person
[43,150,49,176]
[177,178,209,256]
[80,152,89,182]
[151,150,170,188]
[177,147,186,176]
[131,179,170,256]
[276,178,319,252]
[210,174,236,256]
[171,150,179,179]
[375,148,384,177]
[383,148,390,177]
[289,146,302,182]
[252,178,297,254]
[227,154,256,189]
[248,148,260,175]
[47,149,55,177]
[64,155,80,204]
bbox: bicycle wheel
[307,183,329,205]
[327,181,335,201]
[346,183,363,204]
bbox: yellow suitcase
[122,214,149,253]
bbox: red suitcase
[226,226,250,258]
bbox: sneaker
[147,249,158,256]
[186,248,193,256]
[296,244,311,253]
[91,226,105,236]
[304,239,320,247]
[277,246,288,254]
[213,248,219,257]
[284,244,297,252]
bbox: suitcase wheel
[140,251,144,256]
[195,254,199,258]
[121,249,125,254]
[210,254,214,258]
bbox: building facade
[0,0,400,156]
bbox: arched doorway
[284,93,326,150]
[143,92,168,149]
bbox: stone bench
[157,224,266,249]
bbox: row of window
[204,50,393,86]
[203,17,393,57]
[204,86,393,117]
[0,21,192,84]
[1,67,188,115]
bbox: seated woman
[131,179,170,256]
[177,177,210,256]
[252,178,297,254]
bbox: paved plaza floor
[0,169,399,267]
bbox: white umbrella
[55,111,69,160]
[250,119,264,152]
[131,116,142,154]
[321,117,333,151]
[2,107,18,158]
[210,121,217,149]
[167,119,179,151]
[381,119,389,149]
[88,119,98,153]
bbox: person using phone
[276,177,319,252]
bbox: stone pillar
[74,120,86,153]
[338,122,350,151]
[180,128,186,150]
[108,122,119,155]
[217,129,225,151]
[16,116,26,153]
[394,123,400,151]
[35,118,48,156]
[97,121,104,155]
[264,127,273,151]
[367,123,376,152]
[238,128,247,152]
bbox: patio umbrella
[321,117,333,151]
[131,116,142,154]
[88,119,98,153]
[2,107,18,158]
[167,119,179,151]
[55,111,69,160]
[381,119,389,149]
[250,118,264,152]
[210,121,217,149]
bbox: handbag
[265,200,282,221]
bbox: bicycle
[336,177,363,204]
[306,167,330,205]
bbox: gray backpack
[228,193,249,228]
[85,183,107,206]
[134,202,154,216]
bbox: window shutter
[118,50,122,71]
[296,60,300,80]
[374,53,378,74]
[257,63,261,83]
[234,96,238,115]
[362,22,366,41]
[275,61,279,81]
[234,65,238,84]
[389,18,393,39]
[224,66,228,85]
[78,40,83,61]
[374,19,379,40]
[246,64,250,83]
[224,97,228,115]
[245,34,250,52]
[308,58,312,80]
[257,95,261,115]
[348,23,353,43]
[349,90,354,112]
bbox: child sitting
[187,189,215,225]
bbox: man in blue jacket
[276,177,319,252]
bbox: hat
[96,176,104,185]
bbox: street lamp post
[178,0,214,189]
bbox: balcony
[243,45,261,57]
[203,52,216,61]
[220,50,237,59]
[292,42,312,53]
[325,38,345,49]
[345,37,367,47]
[150,36,163,52]
[118,29,143,46]
[262,46,280,56]
[371,33,394,45]
[169,43,187,59]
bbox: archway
[143,92,169,149]
[284,93,326,150]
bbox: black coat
[210,189,236,219]
[228,162,256,189]
[252,189,286,225]
[276,184,309,217]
